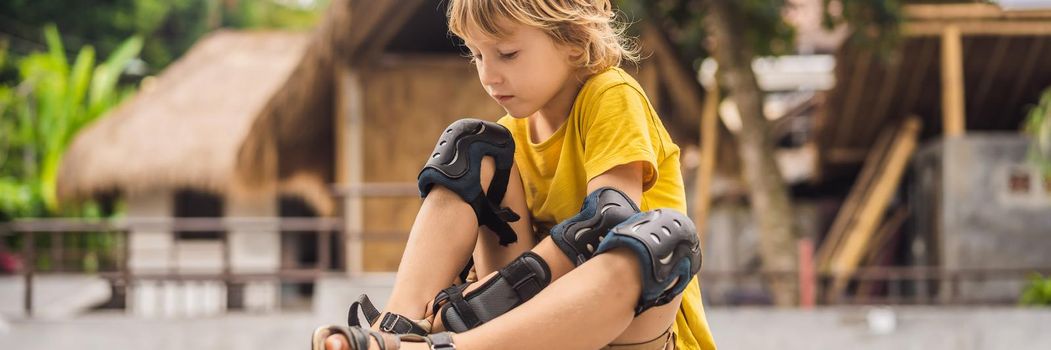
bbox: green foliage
[224,0,330,30]
[822,0,903,54]
[1020,273,1051,306]
[0,0,325,76]
[622,0,902,70]
[620,0,796,69]
[1023,87,1051,176]
[0,25,141,218]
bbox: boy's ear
[567,45,586,60]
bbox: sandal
[348,294,432,336]
[311,325,456,350]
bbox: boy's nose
[478,62,503,86]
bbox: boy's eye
[499,51,519,59]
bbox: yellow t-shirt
[497,67,716,350]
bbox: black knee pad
[432,251,551,333]
[418,119,520,246]
[550,187,641,266]
[594,209,702,315]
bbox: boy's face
[462,20,581,118]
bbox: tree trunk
[704,0,799,307]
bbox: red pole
[798,238,815,309]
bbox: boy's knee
[418,118,520,246]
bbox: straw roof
[58,30,310,206]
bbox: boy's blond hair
[447,0,639,73]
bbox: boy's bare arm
[587,161,644,204]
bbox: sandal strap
[349,294,428,336]
[399,332,457,350]
[379,312,429,336]
[348,294,382,327]
[313,325,400,350]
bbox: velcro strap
[443,285,481,329]
[458,258,475,285]
[348,294,381,327]
[379,313,428,336]
[471,196,518,246]
[500,259,542,301]
[493,206,521,223]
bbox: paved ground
[4,274,1051,349]
[0,275,110,319]
[3,306,1051,350]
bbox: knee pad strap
[550,187,641,266]
[433,251,551,332]
[417,119,520,246]
[594,209,702,315]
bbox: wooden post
[693,85,720,245]
[941,25,966,137]
[336,64,365,276]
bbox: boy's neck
[530,70,590,143]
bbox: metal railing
[0,217,365,317]
[700,266,1051,306]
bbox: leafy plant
[1,25,140,272]
[1022,87,1051,176]
[0,25,141,215]
[1020,273,1051,306]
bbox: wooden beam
[693,84,720,245]
[816,127,895,270]
[828,118,922,300]
[868,55,903,135]
[905,20,1051,37]
[356,0,427,62]
[835,49,873,148]
[855,206,909,301]
[1004,38,1048,126]
[971,35,1010,126]
[897,38,937,123]
[941,25,966,137]
[335,65,365,276]
[822,147,871,164]
[905,3,1051,21]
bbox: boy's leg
[326,249,680,350]
[448,249,682,350]
[383,156,536,319]
[381,118,535,319]
[469,162,537,277]
[428,235,681,342]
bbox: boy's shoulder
[581,66,644,97]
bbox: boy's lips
[493,94,514,103]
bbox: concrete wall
[913,133,1051,301]
[702,201,823,305]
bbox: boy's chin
[504,107,537,119]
